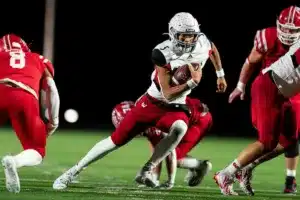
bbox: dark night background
[0,0,299,136]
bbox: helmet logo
[186,28,195,32]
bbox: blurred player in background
[0,34,60,193]
[111,98,213,189]
[215,6,300,196]
[53,12,226,190]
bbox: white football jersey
[262,41,300,98]
[147,34,212,104]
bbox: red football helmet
[111,101,163,137]
[277,6,300,45]
[111,101,135,128]
[0,34,30,52]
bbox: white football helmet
[168,12,201,54]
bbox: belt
[145,93,191,117]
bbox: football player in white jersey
[53,12,227,190]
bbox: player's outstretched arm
[209,42,227,93]
[41,68,60,135]
[228,47,264,103]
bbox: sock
[247,159,259,170]
[148,120,187,168]
[287,169,296,177]
[13,149,43,168]
[76,136,117,171]
[223,159,241,175]
[166,149,177,184]
[152,162,162,181]
[178,157,201,169]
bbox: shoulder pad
[198,34,212,49]
[152,49,167,66]
[153,40,174,65]
[38,54,54,77]
[254,27,277,54]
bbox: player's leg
[159,150,177,189]
[53,95,162,190]
[137,138,162,188]
[53,110,149,190]
[176,114,213,187]
[214,74,282,196]
[283,144,298,193]
[280,103,299,194]
[233,143,284,196]
[144,129,178,189]
[235,99,298,196]
[147,135,163,185]
[2,88,46,193]
[136,111,189,187]
[283,98,300,193]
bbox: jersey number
[9,51,25,69]
[160,46,169,50]
[121,104,131,114]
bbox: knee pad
[284,141,299,158]
[170,120,188,139]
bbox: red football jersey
[0,51,54,99]
[254,27,290,70]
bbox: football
[171,63,200,85]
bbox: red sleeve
[37,54,55,77]
[254,28,276,54]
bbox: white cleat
[53,166,79,190]
[235,167,255,196]
[184,169,194,183]
[2,155,20,193]
[187,160,212,187]
[159,181,174,189]
[135,170,159,188]
[214,170,238,196]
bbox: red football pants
[290,93,300,137]
[111,94,189,146]
[0,84,47,157]
[251,73,298,150]
[147,112,212,159]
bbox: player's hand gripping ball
[172,63,200,85]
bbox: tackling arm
[41,68,60,135]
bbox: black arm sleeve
[291,54,299,68]
[151,49,167,66]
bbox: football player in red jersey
[214,6,300,195]
[0,34,60,193]
[222,45,300,196]
[111,98,213,189]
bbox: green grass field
[0,128,298,200]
